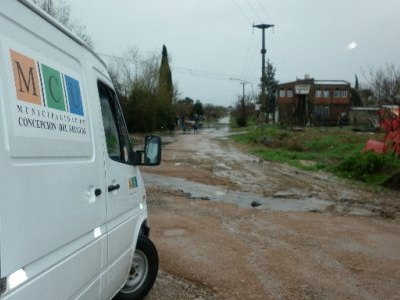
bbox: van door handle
[108,184,120,192]
[94,188,102,197]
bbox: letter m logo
[10,50,42,105]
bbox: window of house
[315,90,322,97]
[323,90,330,98]
[279,90,286,97]
[287,89,293,97]
[334,90,341,98]
[333,90,348,98]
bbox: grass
[230,125,400,188]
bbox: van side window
[98,81,134,164]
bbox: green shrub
[285,139,304,152]
[334,151,398,182]
[230,126,400,187]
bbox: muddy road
[142,123,400,299]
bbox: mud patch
[143,173,341,213]
[382,171,400,191]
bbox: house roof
[278,79,350,88]
[314,80,350,86]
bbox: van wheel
[116,235,159,300]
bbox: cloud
[346,42,358,51]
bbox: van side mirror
[134,135,161,166]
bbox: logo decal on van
[10,50,84,116]
[10,50,42,106]
[9,49,89,142]
[41,64,67,112]
[128,176,138,190]
[65,75,84,116]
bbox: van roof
[18,0,107,69]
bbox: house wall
[278,80,351,126]
[311,85,351,125]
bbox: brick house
[278,77,351,126]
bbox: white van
[0,1,160,299]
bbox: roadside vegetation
[230,125,400,189]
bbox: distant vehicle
[0,0,160,299]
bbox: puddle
[143,173,334,212]
[144,118,375,217]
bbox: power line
[172,66,256,83]
[255,0,274,23]
[97,52,257,85]
[229,0,253,25]
[244,0,263,23]
[240,30,257,76]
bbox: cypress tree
[355,74,359,90]
[158,45,173,103]
[157,45,175,130]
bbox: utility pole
[253,23,274,124]
[230,78,251,126]
[230,78,251,102]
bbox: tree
[193,100,204,120]
[127,52,164,132]
[351,74,363,106]
[203,104,228,125]
[351,88,363,106]
[355,74,359,90]
[158,45,173,104]
[232,94,254,127]
[364,64,400,105]
[32,0,93,48]
[106,45,178,132]
[203,104,214,124]
[264,60,279,122]
[157,45,175,130]
[175,97,194,121]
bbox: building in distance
[278,76,351,126]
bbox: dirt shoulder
[142,129,399,218]
[144,128,400,299]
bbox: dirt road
[142,124,400,299]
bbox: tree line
[31,0,400,130]
[107,46,227,133]
[32,0,227,133]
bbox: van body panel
[104,248,132,300]
[0,2,107,285]
[0,0,158,299]
[94,71,148,297]
[2,236,104,300]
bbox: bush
[285,139,304,152]
[334,151,396,181]
[236,115,247,127]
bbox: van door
[0,46,107,299]
[96,80,142,299]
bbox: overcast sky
[67,0,400,107]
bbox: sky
[67,0,400,107]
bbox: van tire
[116,235,159,300]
